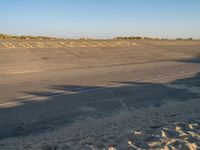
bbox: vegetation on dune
[114,36,152,40]
[0,34,56,40]
[0,34,196,41]
[114,36,195,41]
[176,38,193,40]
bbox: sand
[0,40,200,150]
[0,97,199,150]
[0,40,200,75]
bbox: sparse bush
[20,36,27,39]
[188,38,193,40]
[176,38,193,41]
[114,36,195,41]
[114,36,151,40]
[0,33,56,40]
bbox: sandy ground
[0,40,200,150]
[0,100,199,150]
[0,40,200,75]
[0,83,200,150]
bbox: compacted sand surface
[0,40,200,75]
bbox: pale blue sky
[0,0,200,38]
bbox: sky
[0,0,200,39]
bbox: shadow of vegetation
[0,56,200,141]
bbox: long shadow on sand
[0,56,200,140]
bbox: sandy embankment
[0,40,200,75]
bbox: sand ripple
[128,121,200,150]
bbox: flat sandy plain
[0,39,200,150]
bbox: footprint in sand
[127,120,200,150]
